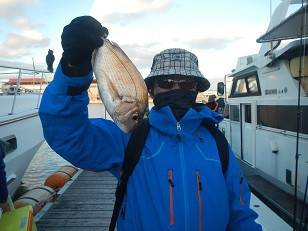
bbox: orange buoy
[44,165,78,191]
[14,186,56,215]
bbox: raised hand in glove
[61,16,108,76]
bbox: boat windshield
[247,76,259,93]
[290,56,308,95]
[234,78,247,94]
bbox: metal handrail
[36,73,45,109]
[0,64,49,73]
[0,64,50,115]
[9,69,22,115]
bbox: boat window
[223,104,230,119]
[303,79,308,95]
[234,79,247,94]
[230,105,240,122]
[230,73,261,97]
[245,105,251,123]
[290,56,308,95]
[247,75,258,93]
[257,105,308,134]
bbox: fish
[92,39,148,133]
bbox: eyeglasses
[156,79,197,90]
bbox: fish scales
[92,39,148,133]
[101,45,137,96]
[105,42,143,97]
[107,58,136,94]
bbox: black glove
[61,16,108,76]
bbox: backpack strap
[202,120,229,175]
[109,119,150,231]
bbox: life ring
[14,186,55,215]
[44,166,78,191]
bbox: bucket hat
[145,48,210,92]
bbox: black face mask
[153,89,198,121]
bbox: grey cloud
[122,42,159,50]
[189,37,240,50]
[103,12,145,24]
[0,0,37,20]
[141,0,156,3]
[0,32,50,58]
[11,18,42,30]
[121,43,158,70]
[103,0,172,24]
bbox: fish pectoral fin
[120,96,135,103]
[115,102,138,116]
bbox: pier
[36,170,117,231]
[35,169,292,231]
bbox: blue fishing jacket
[39,64,262,231]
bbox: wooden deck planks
[36,170,117,231]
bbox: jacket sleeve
[225,148,263,231]
[39,63,129,176]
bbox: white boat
[0,64,49,197]
[218,0,308,228]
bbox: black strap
[202,120,229,175]
[109,119,150,231]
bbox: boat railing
[0,64,51,117]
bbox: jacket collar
[148,104,223,137]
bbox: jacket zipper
[176,122,181,141]
[168,169,175,225]
[177,122,181,132]
[195,170,203,231]
[177,122,189,231]
[239,176,244,206]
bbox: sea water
[22,103,111,188]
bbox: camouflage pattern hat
[145,48,210,92]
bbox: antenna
[32,57,36,91]
[270,0,273,52]
[270,0,273,20]
[268,0,276,58]
[293,0,305,230]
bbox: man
[206,94,218,112]
[216,97,226,115]
[39,16,262,230]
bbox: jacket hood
[148,104,223,137]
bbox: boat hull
[0,112,44,196]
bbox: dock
[35,170,292,231]
[240,161,308,229]
[36,170,117,231]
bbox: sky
[0,0,298,89]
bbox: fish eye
[132,114,139,121]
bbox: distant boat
[0,64,49,197]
